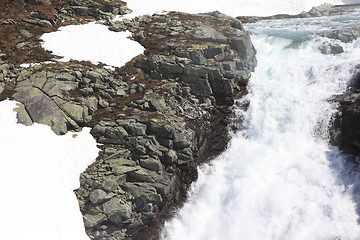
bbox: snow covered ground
[0,100,99,240]
[40,22,144,68]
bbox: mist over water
[162,9,360,240]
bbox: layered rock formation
[0,2,256,239]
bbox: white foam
[0,100,99,240]
[40,22,144,68]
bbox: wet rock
[331,65,360,154]
[319,43,344,55]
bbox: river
[161,6,360,240]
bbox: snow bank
[0,100,99,240]
[40,22,144,68]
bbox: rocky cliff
[0,1,256,240]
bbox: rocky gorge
[2,1,360,240]
[0,1,256,239]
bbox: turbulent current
[162,7,360,240]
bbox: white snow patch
[40,22,144,68]
[0,100,99,240]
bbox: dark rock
[139,157,163,172]
[319,43,344,55]
[331,65,360,154]
[162,150,178,165]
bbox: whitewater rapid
[162,7,360,240]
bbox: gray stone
[14,103,33,126]
[89,189,112,205]
[127,122,147,136]
[70,6,93,16]
[156,137,173,148]
[0,64,10,71]
[149,97,167,112]
[16,42,31,50]
[20,29,34,38]
[189,51,207,65]
[111,164,140,176]
[17,70,32,82]
[13,87,68,135]
[96,126,128,145]
[98,98,109,108]
[116,88,127,97]
[127,168,158,183]
[147,123,176,139]
[139,157,163,172]
[181,65,213,96]
[56,72,76,81]
[42,78,78,97]
[61,102,85,123]
[85,71,103,82]
[194,23,227,43]
[102,198,132,225]
[206,45,225,59]
[174,132,192,149]
[23,18,52,27]
[83,209,107,228]
[123,183,161,203]
[162,150,178,165]
[319,43,344,55]
[29,71,47,89]
[0,82,4,94]
[83,96,98,114]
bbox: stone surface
[331,65,360,155]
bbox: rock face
[75,12,256,240]
[0,6,256,240]
[332,65,360,155]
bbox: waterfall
[161,8,360,240]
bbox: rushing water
[162,8,360,240]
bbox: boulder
[102,198,132,225]
[13,87,68,135]
[89,189,113,205]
